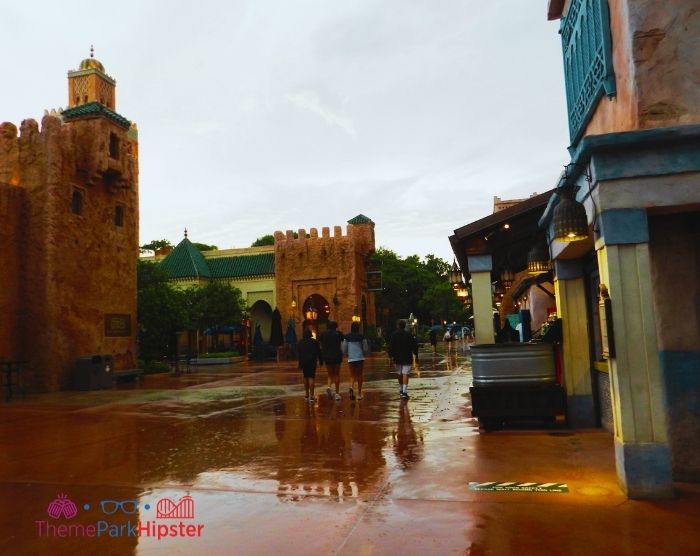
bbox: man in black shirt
[388,320,418,399]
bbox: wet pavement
[1,346,699,555]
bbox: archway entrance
[250,300,273,343]
[302,294,330,338]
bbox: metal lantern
[527,242,550,275]
[553,187,589,242]
[448,260,463,289]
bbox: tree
[192,242,218,252]
[183,282,245,331]
[251,235,275,247]
[137,260,186,362]
[372,249,471,335]
[140,239,172,254]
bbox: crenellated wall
[0,111,139,391]
[274,223,376,334]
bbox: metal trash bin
[74,355,113,390]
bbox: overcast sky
[2,1,570,262]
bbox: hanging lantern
[527,242,550,275]
[448,260,463,289]
[552,186,589,242]
[304,306,318,320]
[500,268,514,289]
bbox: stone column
[597,208,672,499]
[553,259,595,428]
[468,255,494,345]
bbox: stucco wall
[648,212,700,480]
[581,0,700,138]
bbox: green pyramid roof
[348,214,374,225]
[159,238,211,279]
[208,253,275,278]
[62,101,131,129]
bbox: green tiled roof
[62,102,131,129]
[348,214,373,225]
[159,238,211,279]
[208,253,275,278]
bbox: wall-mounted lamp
[352,306,361,322]
[552,163,592,242]
[291,297,297,308]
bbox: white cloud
[285,89,356,137]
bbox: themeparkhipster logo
[35,493,204,540]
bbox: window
[71,189,83,215]
[560,0,616,143]
[109,133,120,159]
[114,205,124,227]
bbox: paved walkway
[1,347,699,555]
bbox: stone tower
[0,51,139,391]
[67,46,117,110]
[274,215,377,336]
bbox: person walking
[444,328,454,356]
[342,322,370,400]
[319,321,344,401]
[388,320,418,400]
[298,328,323,403]
[428,323,438,355]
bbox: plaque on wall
[105,314,132,337]
[598,285,615,359]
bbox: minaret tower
[67,45,117,109]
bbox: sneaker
[326,387,333,400]
[309,396,316,403]
[334,393,342,401]
[349,387,355,400]
[357,395,363,400]
[400,392,409,399]
[304,396,309,402]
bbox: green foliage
[182,282,245,331]
[364,325,385,352]
[199,352,237,358]
[140,239,172,253]
[372,249,471,336]
[251,234,275,247]
[137,262,245,362]
[137,260,186,362]
[192,242,218,252]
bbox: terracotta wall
[0,183,24,359]
[274,224,376,334]
[0,114,139,390]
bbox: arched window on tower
[109,133,120,159]
[114,205,124,227]
[71,189,84,215]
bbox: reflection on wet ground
[2,347,699,555]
